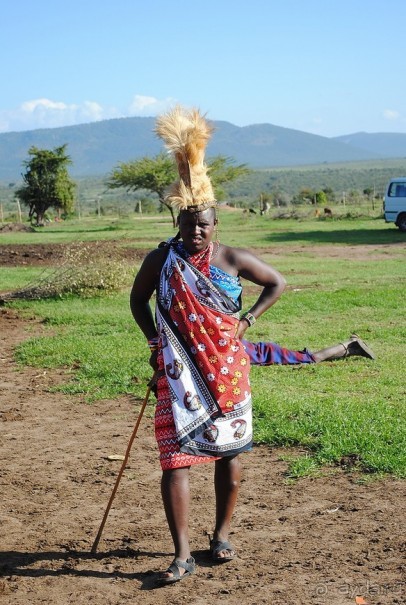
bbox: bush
[1,242,133,301]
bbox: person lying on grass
[242,333,375,366]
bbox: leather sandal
[156,556,195,585]
[348,334,376,359]
[210,538,236,563]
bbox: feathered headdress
[155,105,216,211]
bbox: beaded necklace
[177,241,213,277]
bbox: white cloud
[128,94,176,116]
[0,97,112,132]
[129,95,158,111]
[383,109,401,121]
[21,98,70,112]
[81,101,106,121]
[0,94,177,132]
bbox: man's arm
[130,247,167,341]
[224,246,286,339]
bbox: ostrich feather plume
[155,105,216,211]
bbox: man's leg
[243,335,375,365]
[312,335,375,362]
[160,466,191,578]
[312,343,348,362]
[213,455,241,559]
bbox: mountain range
[1,117,406,181]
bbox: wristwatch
[241,312,256,327]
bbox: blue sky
[1,0,405,137]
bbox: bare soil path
[0,309,405,605]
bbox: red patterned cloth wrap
[154,243,252,470]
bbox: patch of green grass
[279,452,322,479]
[0,266,50,291]
[0,216,174,245]
[217,213,403,247]
[1,212,403,248]
[252,361,405,477]
[243,257,405,478]
[14,294,151,401]
[6,214,406,477]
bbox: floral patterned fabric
[154,242,253,469]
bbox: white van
[383,177,406,231]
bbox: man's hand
[235,319,248,340]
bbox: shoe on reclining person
[347,334,376,360]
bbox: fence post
[16,200,22,223]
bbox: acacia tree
[206,155,250,200]
[106,153,177,225]
[16,145,76,226]
[106,153,249,227]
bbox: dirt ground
[0,242,147,268]
[1,240,405,268]
[1,242,405,605]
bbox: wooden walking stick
[91,373,157,553]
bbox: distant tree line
[106,153,249,226]
[11,143,399,224]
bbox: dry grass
[0,241,133,301]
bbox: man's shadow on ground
[0,547,213,590]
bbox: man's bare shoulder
[146,246,169,259]
[217,243,274,277]
[220,243,256,263]
[142,245,169,265]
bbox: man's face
[178,208,216,254]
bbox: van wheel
[397,213,406,232]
